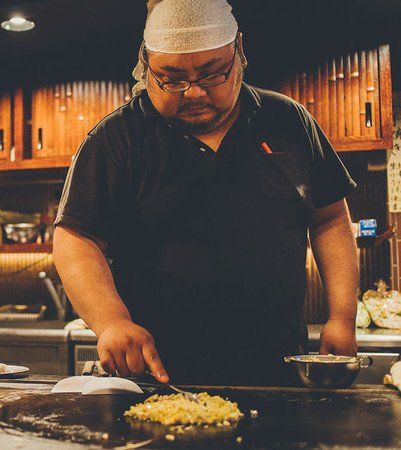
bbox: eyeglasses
[140,38,238,93]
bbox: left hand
[319,318,357,356]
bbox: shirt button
[200,147,206,152]
[184,135,189,139]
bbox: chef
[53,0,358,386]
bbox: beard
[155,60,244,134]
[164,102,233,134]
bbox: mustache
[178,102,214,112]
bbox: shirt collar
[137,81,261,122]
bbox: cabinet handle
[37,128,43,150]
[365,102,372,128]
[0,129,3,151]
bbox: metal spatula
[145,370,199,403]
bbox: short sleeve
[295,104,357,208]
[54,134,126,242]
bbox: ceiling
[1,0,401,88]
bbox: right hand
[97,319,169,383]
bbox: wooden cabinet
[31,80,132,160]
[277,45,393,151]
[0,80,132,171]
[0,93,12,161]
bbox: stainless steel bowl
[3,222,40,244]
[284,354,373,388]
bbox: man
[53,0,358,386]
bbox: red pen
[260,141,273,154]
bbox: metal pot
[3,223,40,244]
[284,354,373,388]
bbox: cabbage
[356,301,371,328]
[363,280,401,329]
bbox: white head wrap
[132,0,238,95]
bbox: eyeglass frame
[140,36,239,93]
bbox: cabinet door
[0,93,12,161]
[277,45,393,151]
[31,80,132,160]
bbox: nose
[183,82,207,99]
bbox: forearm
[53,226,131,335]
[309,205,358,321]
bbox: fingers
[112,350,131,377]
[319,341,331,355]
[126,346,145,375]
[97,323,166,380]
[319,347,329,355]
[142,341,169,383]
[98,348,116,374]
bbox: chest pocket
[257,151,314,212]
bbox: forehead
[146,43,233,73]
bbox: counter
[1,376,401,449]
[0,321,69,375]
[308,324,401,348]
[70,324,401,348]
[2,322,401,348]
[2,323,401,377]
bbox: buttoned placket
[167,102,260,167]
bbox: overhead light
[1,16,35,32]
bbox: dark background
[0,0,400,89]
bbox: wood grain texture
[378,45,393,149]
[25,80,135,167]
[299,69,307,106]
[291,70,299,102]
[321,59,330,134]
[274,44,393,152]
[65,82,73,156]
[0,92,12,161]
[366,49,375,139]
[358,50,367,136]
[372,48,381,140]
[0,155,72,170]
[313,65,322,125]
[351,51,361,137]
[306,70,315,117]
[13,87,25,160]
[328,57,337,138]
[0,244,53,253]
[344,53,353,137]
[336,56,346,138]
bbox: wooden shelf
[0,156,72,171]
[0,243,53,253]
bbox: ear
[237,31,248,69]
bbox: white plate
[82,377,144,395]
[0,365,30,377]
[51,376,98,393]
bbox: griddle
[1,384,401,448]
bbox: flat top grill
[0,383,400,449]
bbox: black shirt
[55,83,356,384]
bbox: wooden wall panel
[31,80,132,160]
[13,87,25,160]
[351,51,361,137]
[276,45,393,152]
[0,93,12,161]
[336,56,346,138]
[328,58,338,139]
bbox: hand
[319,318,357,356]
[97,319,169,383]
